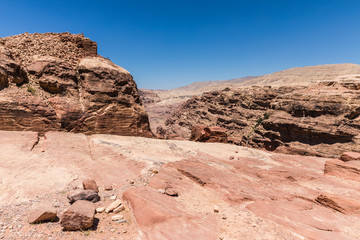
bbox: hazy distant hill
[237,63,360,87]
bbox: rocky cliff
[161,80,360,157]
[0,32,152,137]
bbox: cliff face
[161,80,360,157]
[0,33,152,137]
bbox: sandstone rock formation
[162,81,360,157]
[190,125,228,143]
[0,33,152,137]
[140,64,360,133]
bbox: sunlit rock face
[0,32,152,137]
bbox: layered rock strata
[0,33,152,137]
[162,81,360,157]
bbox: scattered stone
[229,156,235,160]
[96,207,105,213]
[165,186,178,197]
[111,215,124,221]
[67,189,100,204]
[53,202,60,208]
[340,152,360,162]
[113,205,125,213]
[213,205,220,213]
[60,200,95,230]
[104,185,113,191]
[28,200,57,224]
[109,195,117,200]
[82,179,99,192]
[158,189,166,194]
[235,151,239,153]
[129,180,135,184]
[110,229,115,232]
[105,199,122,213]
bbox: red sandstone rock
[163,83,360,157]
[0,33,152,137]
[123,186,218,240]
[340,152,360,162]
[324,159,360,181]
[82,179,99,192]
[60,200,95,230]
[28,200,57,224]
[190,125,228,143]
[316,193,360,216]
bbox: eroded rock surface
[0,33,152,137]
[162,81,360,157]
[1,131,360,239]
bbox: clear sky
[1,0,360,89]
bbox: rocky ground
[1,130,360,239]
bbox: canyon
[1,32,360,240]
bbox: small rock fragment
[111,215,124,221]
[60,200,95,230]
[113,205,125,213]
[82,179,99,192]
[28,200,57,224]
[67,190,100,204]
[214,205,220,213]
[96,207,105,213]
[158,189,165,194]
[165,187,178,197]
[229,156,235,160]
[104,185,113,191]
[105,199,122,213]
[110,195,117,200]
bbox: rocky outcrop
[0,46,28,90]
[190,125,228,143]
[0,33,152,137]
[162,81,360,157]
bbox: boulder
[67,189,100,204]
[82,179,99,192]
[340,152,360,162]
[28,200,57,224]
[190,125,227,143]
[60,200,95,230]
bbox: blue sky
[1,0,360,89]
